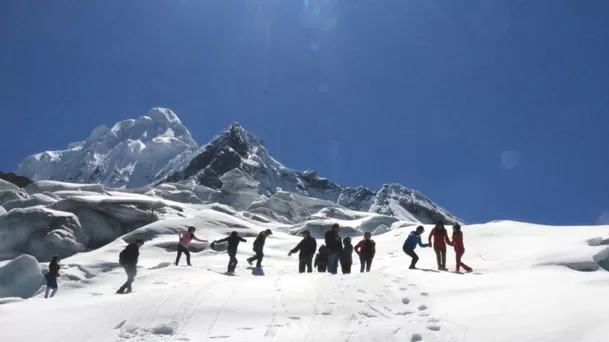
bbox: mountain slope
[17,108,198,188]
[164,122,461,224]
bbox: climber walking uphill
[452,224,473,273]
[354,232,376,272]
[175,226,208,266]
[44,256,62,298]
[116,239,144,294]
[403,226,430,269]
[288,229,317,273]
[324,223,343,274]
[340,237,354,274]
[212,231,247,273]
[428,221,452,271]
[247,229,272,268]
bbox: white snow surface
[0,188,608,342]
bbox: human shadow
[246,267,265,276]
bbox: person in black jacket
[116,239,144,294]
[247,229,272,268]
[340,237,354,274]
[288,229,317,273]
[324,223,343,274]
[44,256,61,298]
[314,245,329,272]
[212,231,247,273]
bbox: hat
[265,229,273,235]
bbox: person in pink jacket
[175,226,208,266]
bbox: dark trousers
[359,257,373,272]
[455,249,472,272]
[117,264,137,293]
[341,262,352,274]
[434,246,447,269]
[317,264,327,272]
[227,250,238,272]
[175,245,191,266]
[403,247,419,268]
[299,255,313,273]
[247,249,264,268]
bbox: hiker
[116,239,144,294]
[428,221,452,270]
[44,256,61,298]
[176,226,208,266]
[403,226,430,269]
[314,245,329,272]
[354,232,376,272]
[452,224,473,273]
[324,223,343,274]
[340,237,354,274]
[288,229,317,273]
[247,229,272,268]
[212,231,247,273]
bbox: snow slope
[0,202,608,342]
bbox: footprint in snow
[399,287,408,291]
[418,305,428,311]
[411,333,423,342]
[288,317,301,320]
[238,327,254,331]
[401,297,410,305]
[358,311,378,318]
[395,311,414,316]
[209,336,230,340]
[319,311,332,316]
[428,318,440,323]
[420,292,429,296]
[427,325,441,332]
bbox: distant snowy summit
[18,108,197,188]
[16,108,461,224]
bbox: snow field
[0,216,608,342]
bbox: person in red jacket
[428,221,452,270]
[452,224,473,273]
[354,232,376,272]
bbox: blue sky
[1,0,608,225]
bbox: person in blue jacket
[403,226,430,269]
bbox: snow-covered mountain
[163,122,461,224]
[17,108,198,188]
[16,108,461,224]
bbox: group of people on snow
[403,222,472,272]
[43,220,472,297]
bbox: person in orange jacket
[452,224,473,273]
[428,221,452,271]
